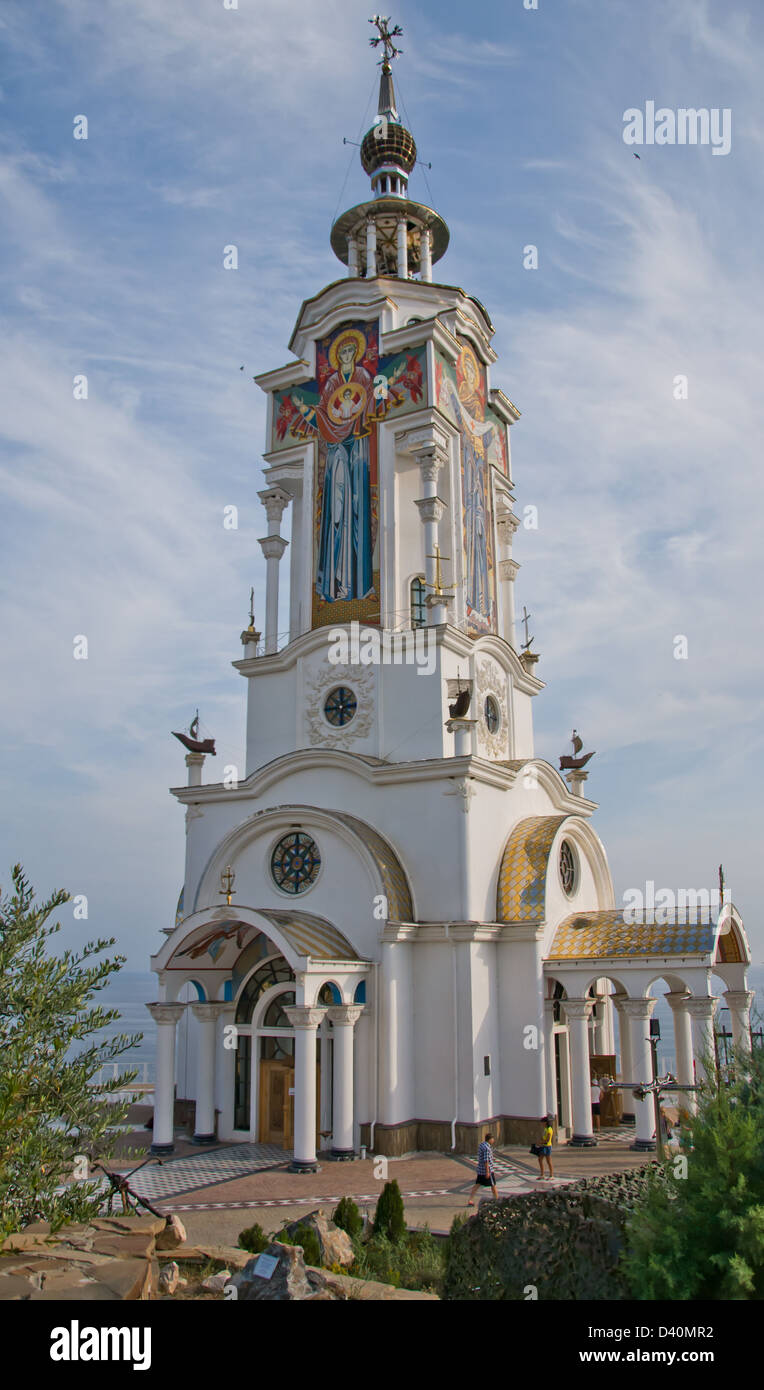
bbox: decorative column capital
[284,1005,327,1030]
[562,997,595,1022]
[498,558,520,582]
[613,997,656,1021]
[664,990,691,1012]
[146,1002,186,1025]
[724,990,754,1011]
[395,423,451,463]
[326,1004,365,1027]
[258,486,291,527]
[414,495,447,525]
[190,1001,231,1023]
[684,997,718,1022]
[496,511,520,544]
[257,534,289,562]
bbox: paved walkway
[134,1129,651,1244]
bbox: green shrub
[279,1221,321,1268]
[351,1227,444,1293]
[623,1042,764,1300]
[372,1178,406,1243]
[238,1222,268,1254]
[333,1195,363,1239]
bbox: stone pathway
[109,1144,288,1201]
[169,1187,455,1213]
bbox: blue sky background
[1,0,762,969]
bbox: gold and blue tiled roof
[547,909,717,960]
[497,815,569,922]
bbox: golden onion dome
[360,121,417,176]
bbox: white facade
[149,46,752,1169]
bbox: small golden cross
[426,545,450,594]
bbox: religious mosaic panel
[436,339,508,637]
[272,320,426,629]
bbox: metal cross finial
[248,586,255,632]
[369,15,403,63]
[426,544,450,594]
[219,865,236,906]
[521,606,534,651]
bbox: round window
[324,686,357,727]
[271,832,321,895]
[484,695,500,735]
[559,840,576,897]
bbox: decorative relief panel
[304,663,375,749]
[475,659,509,758]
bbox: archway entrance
[233,952,323,1148]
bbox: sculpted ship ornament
[172,710,216,756]
[559,728,595,771]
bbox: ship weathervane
[559,728,596,772]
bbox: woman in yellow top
[536,1116,554,1180]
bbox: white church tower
[150,18,752,1169]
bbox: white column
[592,988,608,1055]
[686,996,718,1086]
[380,929,414,1126]
[563,999,596,1145]
[543,998,558,1123]
[724,989,754,1054]
[257,486,291,656]
[665,991,696,1113]
[348,234,359,277]
[496,509,520,647]
[185,752,205,787]
[147,1003,185,1154]
[396,217,408,278]
[365,218,377,278]
[327,1005,364,1158]
[613,995,635,1124]
[190,1002,227,1144]
[412,437,450,625]
[618,998,656,1151]
[420,226,432,282]
[284,1005,326,1172]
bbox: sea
[90,966,764,1085]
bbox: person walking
[467,1133,498,1204]
[535,1116,554,1180]
[590,1075,601,1132]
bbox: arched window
[262,990,296,1029]
[410,575,427,628]
[235,956,295,1024]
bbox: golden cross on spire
[219,865,236,906]
[369,15,403,64]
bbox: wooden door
[259,1060,294,1146]
[258,1058,322,1148]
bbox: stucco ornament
[304,663,375,748]
[475,659,509,757]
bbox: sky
[0,0,762,969]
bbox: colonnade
[557,987,754,1149]
[147,996,365,1167]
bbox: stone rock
[90,1257,153,1301]
[194,1244,253,1271]
[155,1215,187,1251]
[280,1210,354,1268]
[91,1215,166,1237]
[231,1244,313,1301]
[158,1261,180,1295]
[202,1270,232,1293]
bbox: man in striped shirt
[467,1133,498,1204]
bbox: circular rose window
[559,840,576,897]
[484,695,500,735]
[271,832,321,895]
[324,686,357,727]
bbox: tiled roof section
[257,909,360,961]
[497,815,569,922]
[331,812,414,921]
[547,910,716,961]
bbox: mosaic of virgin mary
[274,321,424,611]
